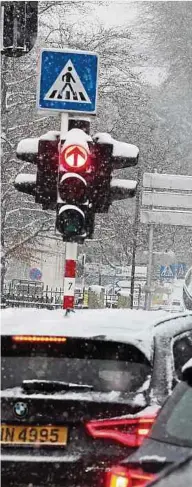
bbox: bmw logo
[14,402,28,418]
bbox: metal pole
[144,169,157,310]
[81,254,86,295]
[60,112,68,141]
[145,224,154,310]
[137,284,141,309]
[60,113,78,311]
[130,164,142,309]
[63,242,77,310]
[0,4,4,52]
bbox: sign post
[37,48,99,312]
[145,224,154,310]
[60,112,78,312]
[141,171,192,309]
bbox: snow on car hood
[1,308,172,361]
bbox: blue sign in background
[29,268,42,281]
[160,263,187,280]
[37,49,99,113]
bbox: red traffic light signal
[60,145,90,172]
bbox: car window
[173,331,192,379]
[1,336,151,395]
[166,387,192,443]
[150,381,192,448]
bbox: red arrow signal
[61,144,89,171]
[67,146,86,167]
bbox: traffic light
[14,131,60,209]
[92,132,139,210]
[56,128,95,243]
[1,1,38,57]
[14,124,139,244]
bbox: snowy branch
[8,117,50,132]
[5,219,53,257]
[1,135,14,149]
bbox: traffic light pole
[63,241,77,310]
[60,113,78,311]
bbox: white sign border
[36,47,99,115]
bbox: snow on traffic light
[14,131,60,210]
[14,126,139,244]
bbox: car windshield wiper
[22,379,93,393]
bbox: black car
[146,455,192,487]
[1,307,192,486]
[104,358,192,487]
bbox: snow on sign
[37,48,99,114]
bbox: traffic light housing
[92,132,139,211]
[15,131,60,210]
[14,125,139,243]
[56,128,95,242]
[1,1,38,57]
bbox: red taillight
[105,466,130,487]
[105,466,156,487]
[85,413,157,448]
[12,336,67,343]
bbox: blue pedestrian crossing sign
[37,48,99,114]
[160,263,187,280]
[160,265,175,279]
[176,263,187,279]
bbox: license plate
[1,425,68,445]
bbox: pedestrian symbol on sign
[44,60,91,103]
[60,67,76,98]
[160,265,174,278]
[177,263,187,279]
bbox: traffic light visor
[58,173,87,204]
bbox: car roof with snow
[2,308,192,361]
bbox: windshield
[151,381,192,447]
[1,336,151,395]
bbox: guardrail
[1,284,144,310]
